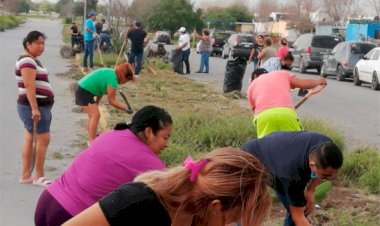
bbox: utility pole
[83,0,87,30]
[107,0,111,25]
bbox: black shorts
[75,84,95,106]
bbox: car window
[364,48,376,59]
[293,34,311,47]
[371,50,380,60]
[312,36,341,48]
[331,43,342,54]
[214,33,230,40]
[238,35,253,43]
[351,43,376,54]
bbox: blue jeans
[252,58,258,70]
[83,40,94,68]
[182,49,190,74]
[99,33,111,52]
[276,190,295,226]
[128,50,143,75]
[198,51,210,73]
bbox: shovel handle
[295,85,326,109]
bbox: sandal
[33,177,52,187]
[19,176,35,184]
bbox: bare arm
[107,86,126,110]
[21,67,40,120]
[95,95,102,105]
[62,203,110,226]
[257,49,266,59]
[248,48,256,62]
[304,178,321,216]
[289,205,311,226]
[290,76,327,89]
[86,26,94,34]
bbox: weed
[52,152,64,160]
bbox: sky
[31,0,377,16]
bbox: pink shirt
[247,70,295,114]
[47,129,165,216]
[277,46,289,58]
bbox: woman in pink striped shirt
[15,31,54,187]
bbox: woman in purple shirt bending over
[34,105,172,226]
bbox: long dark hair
[23,30,46,50]
[114,105,172,135]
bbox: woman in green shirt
[75,63,135,145]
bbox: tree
[225,4,252,22]
[16,0,31,14]
[322,0,360,22]
[146,0,204,35]
[39,0,54,14]
[203,7,235,30]
[254,0,278,21]
[367,0,380,20]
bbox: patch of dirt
[265,184,380,226]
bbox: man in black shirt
[70,21,79,48]
[242,131,343,226]
[126,21,148,75]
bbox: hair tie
[184,156,208,182]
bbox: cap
[116,63,135,81]
[251,68,268,81]
[88,11,96,17]
[178,27,186,33]
[281,38,288,45]
[134,21,142,27]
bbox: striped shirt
[15,56,54,106]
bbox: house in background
[234,22,255,33]
[346,19,380,41]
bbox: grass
[0,16,22,31]
[340,147,380,194]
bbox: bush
[340,147,380,194]
[64,17,72,24]
[0,16,22,31]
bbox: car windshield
[238,35,253,43]
[214,33,230,40]
[312,36,341,48]
[351,43,376,54]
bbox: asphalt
[0,19,83,225]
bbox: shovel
[118,90,133,114]
[30,120,38,174]
[295,85,326,109]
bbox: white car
[353,47,380,90]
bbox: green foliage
[202,4,252,30]
[301,117,345,151]
[159,113,255,166]
[16,0,31,14]
[340,147,380,194]
[314,181,332,203]
[146,0,204,35]
[0,16,22,31]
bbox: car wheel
[320,64,327,77]
[353,68,362,86]
[371,72,380,90]
[299,59,306,73]
[336,65,346,81]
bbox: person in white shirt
[176,27,191,74]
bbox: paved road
[183,48,380,150]
[0,19,83,225]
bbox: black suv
[222,33,255,60]
[210,31,234,56]
[291,34,342,73]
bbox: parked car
[320,41,376,81]
[153,31,171,44]
[210,30,235,56]
[353,47,380,90]
[290,34,342,73]
[222,33,255,60]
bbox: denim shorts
[17,103,52,134]
[75,84,95,106]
